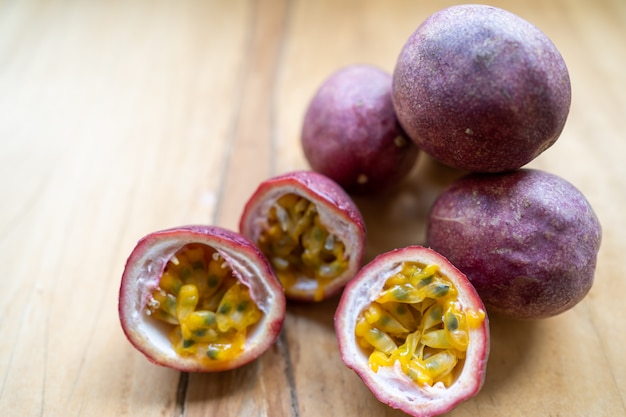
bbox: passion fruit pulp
[335,246,489,417]
[239,171,366,302]
[118,225,286,372]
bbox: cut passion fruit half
[335,246,489,417]
[118,225,286,372]
[239,171,366,301]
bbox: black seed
[183,339,195,348]
[206,348,219,359]
[180,267,191,280]
[164,297,177,312]
[207,275,219,288]
[312,227,325,241]
[218,303,231,314]
[192,261,205,270]
[446,314,459,331]
[419,275,434,287]
[204,313,216,325]
[430,304,443,319]
[433,284,450,298]
[237,301,249,312]
[392,286,408,301]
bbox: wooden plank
[183,2,297,416]
[0,1,251,416]
[0,0,625,416]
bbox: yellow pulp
[355,262,485,387]
[145,243,262,363]
[257,193,349,301]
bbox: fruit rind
[118,225,286,372]
[392,4,571,172]
[301,64,419,194]
[335,246,489,417]
[427,168,602,319]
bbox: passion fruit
[239,170,366,301]
[392,4,571,172]
[335,245,489,417]
[301,64,419,194]
[427,169,602,320]
[118,225,286,372]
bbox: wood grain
[1,0,625,416]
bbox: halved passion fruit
[335,246,489,417]
[239,171,366,301]
[118,225,286,372]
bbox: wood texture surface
[1,0,625,416]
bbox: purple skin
[426,169,602,320]
[302,65,419,194]
[392,5,571,172]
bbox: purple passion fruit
[335,246,490,417]
[335,246,489,417]
[118,225,286,372]
[427,169,602,320]
[239,171,366,301]
[392,5,571,172]
[302,65,419,194]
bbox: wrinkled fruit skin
[239,170,366,301]
[427,169,602,320]
[302,65,419,194]
[392,4,571,172]
[335,246,489,417]
[118,225,286,372]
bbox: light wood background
[1,0,625,416]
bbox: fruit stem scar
[394,136,408,147]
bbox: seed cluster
[146,244,261,363]
[355,262,485,387]
[257,193,349,301]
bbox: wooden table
[2,0,625,416]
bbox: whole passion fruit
[335,246,489,417]
[239,170,366,301]
[427,169,602,320]
[302,65,419,194]
[118,225,286,372]
[392,5,571,172]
